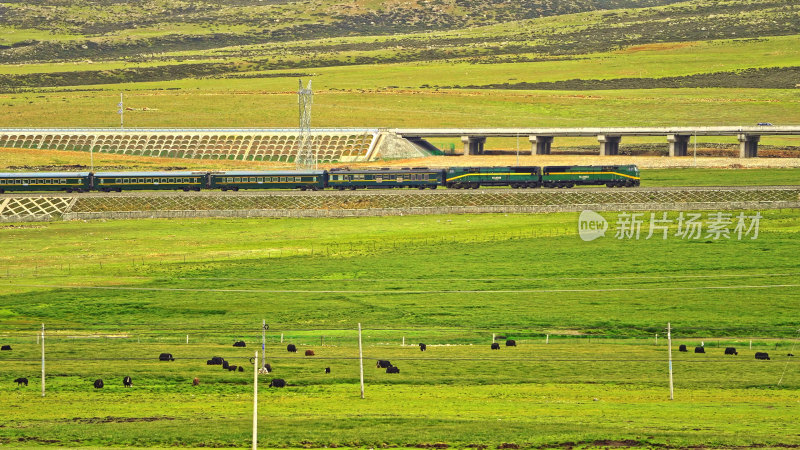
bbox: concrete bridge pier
[461,136,486,155]
[598,135,621,156]
[667,134,691,157]
[528,135,554,155]
[738,134,760,158]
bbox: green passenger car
[0,172,91,193]
[209,170,326,191]
[445,166,541,189]
[541,165,640,188]
[328,168,443,189]
[93,171,206,192]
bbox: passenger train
[0,165,640,193]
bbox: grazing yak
[419,343,427,351]
[233,341,246,347]
[1,345,11,351]
[192,377,200,386]
[305,350,315,356]
[755,352,770,360]
[491,343,500,350]
[386,366,400,374]
[222,361,230,369]
[694,346,705,354]
[159,353,175,361]
[724,347,738,356]
[238,366,244,372]
[324,367,331,374]
[263,364,272,373]
[287,344,297,353]
[207,356,224,365]
[678,345,687,352]
[94,379,104,389]
[123,376,132,387]
[14,377,28,386]
[269,378,286,388]
[788,353,795,357]
[228,365,238,372]
[506,340,516,347]
[376,360,392,369]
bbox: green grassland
[1,211,799,447]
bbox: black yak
[376,360,392,369]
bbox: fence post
[41,323,45,398]
[667,322,674,400]
[358,323,365,399]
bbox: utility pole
[41,323,45,397]
[358,323,364,399]
[296,79,315,170]
[667,322,674,400]
[253,351,258,450]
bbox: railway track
[3,185,800,198]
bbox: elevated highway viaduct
[394,127,800,158]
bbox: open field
[1,211,799,447]
[2,0,799,446]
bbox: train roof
[542,165,638,170]
[0,172,91,177]
[329,168,439,173]
[211,170,326,176]
[94,171,204,177]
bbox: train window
[15,179,21,184]
[280,177,287,182]
[167,178,174,183]
[145,178,151,183]
[250,177,256,182]
[257,177,263,182]
[123,178,129,183]
[233,177,240,183]
[60,179,66,184]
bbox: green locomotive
[445,166,541,189]
[541,165,640,188]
